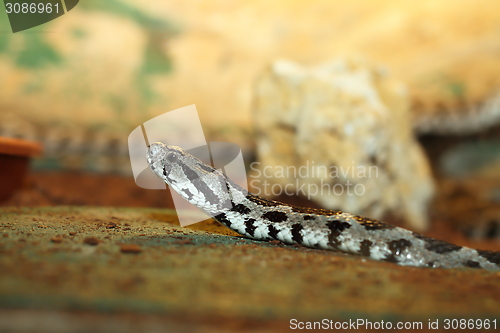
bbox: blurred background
[2,1,500,331]
[1,0,500,243]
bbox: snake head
[147,142,233,213]
[147,142,190,185]
[147,141,219,185]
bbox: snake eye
[166,152,178,163]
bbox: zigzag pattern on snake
[147,142,500,271]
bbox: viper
[147,142,500,270]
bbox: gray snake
[147,142,500,271]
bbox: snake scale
[147,142,500,271]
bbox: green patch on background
[141,42,172,75]
[0,10,11,52]
[448,81,466,99]
[15,34,62,68]
[0,34,8,53]
[1,0,178,133]
[71,27,87,39]
[134,73,158,105]
[131,41,173,105]
[79,0,179,107]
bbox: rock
[253,59,434,231]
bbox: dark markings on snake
[291,206,342,216]
[262,211,288,223]
[246,194,280,207]
[383,254,398,263]
[197,163,214,173]
[477,250,500,264]
[427,261,435,268]
[326,220,351,248]
[303,215,315,220]
[384,239,412,263]
[308,241,319,249]
[180,163,200,181]
[244,218,257,237]
[267,224,279,239]
[182,189,193,201]
[214,213,231,227]
[181,163,219,205]
[353,215,396,230]
[220,181,233,210]
[359,240,373,257]
[413,233,462,254]
[230,203,251,215]
[166,175,177,184]
[465,260,481,268]
[427,240,462,254]
[194,178,220,205]
[163,167,177,183]
[291,224,304,243]
[388,239,412,256]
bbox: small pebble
[106,222,118,229]
[83,237,100,245]
[120,243,142,254]
[51,236,63,244]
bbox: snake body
[147,142,500,270]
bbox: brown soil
[0,207,499,333]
